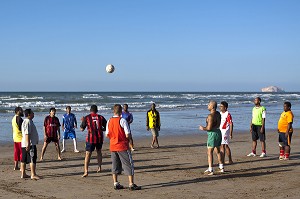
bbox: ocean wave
[82,94,103,99]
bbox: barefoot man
[199,100,224,175]
[80,105,107,177]
[40,107,62,161]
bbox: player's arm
[74,116,77,128]
[80,117,86,131]
[146,111,149,131]
[200,115,212,131]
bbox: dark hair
[220,101,228,108]
[66,106,71,110]
[90,105,98,113]
[256,97,262,102]
[123,104,128,107]
[24,109,33,117]
[15,107,23,114]
[284,101,292,108]
[49,107,56,112]
[114,104,122,115]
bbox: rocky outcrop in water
[261,86,285,92]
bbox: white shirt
[21,118,39,147]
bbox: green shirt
[252,106,266,125]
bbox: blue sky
[0,0,299,92]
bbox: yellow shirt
[147,110,161,129]
[12,115,23,142]
[278,110,294,133]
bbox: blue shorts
[278,132,292,147]
[85,142,103,152]
[63,130,76,139]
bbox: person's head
[90,105,98,113]
[151,103,156,110]
[123,104,128,112]
[254,97,261,106]
[283,101,292,112]
[66,106,71,114]
[15,106,24,117]
[24,109,34,119]
[114,104,122,116]
[219,101,228,112]
[49,107,56,117]
[208,100,217,111]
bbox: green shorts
[207,129,222,148]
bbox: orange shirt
[107,117,129,152]
[278,110,294,133]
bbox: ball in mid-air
[106,64,115,73]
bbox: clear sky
[0,0,299,92]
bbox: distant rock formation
[261,86,285,92]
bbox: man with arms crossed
[199,100,224,175]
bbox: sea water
[0,92,299,143]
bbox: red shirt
[81,113,107,144]
[44,116,61,138]
[107,117,129,152]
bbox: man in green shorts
[199,100,224,175]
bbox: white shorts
[221,130,230,145]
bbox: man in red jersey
[106,104,141,191]
[80,105,107,177]
[40,107,62,161]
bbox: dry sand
[0,130,300,199]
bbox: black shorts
[85,142,103,152]
[44,137,59,143]
[251,124,265,141]
[21,145,37,164]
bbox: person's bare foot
[21,174,30,179]
[225,161,234,165]
[97,167,101,173]
[58,157,62,161]
[82,173,88,177]
[39,158,44,162]
[14,167,20,171]
[31,175,40,180]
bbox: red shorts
[14,142,22,161]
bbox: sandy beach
[1,130,300,199]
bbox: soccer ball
[106,64,115,73]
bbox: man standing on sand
[106,104,141,191]
[122,104,135,151]
[146,103,161,148]
[219,101,234,164]
[247,97,267,158]
[278,101,294,160]
[199,100,224,175]
[40,107,62,161]
[61,106,79,153]
[21,109,40,180]
[80,105,107,177]
[12,107,24,171]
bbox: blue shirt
[62,113,77,132]
[121,111,133,127]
